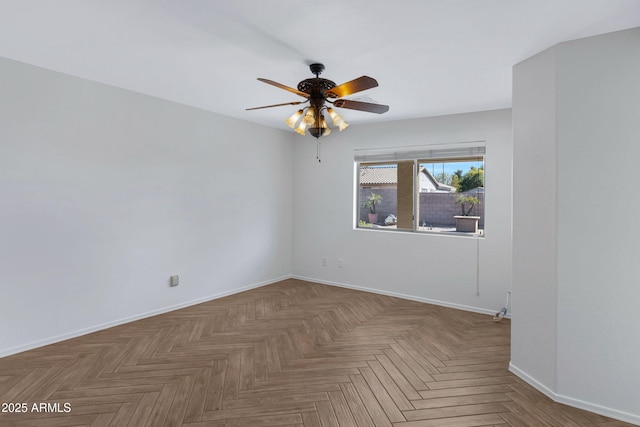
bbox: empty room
[1,1,639,426]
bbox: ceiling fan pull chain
[316,140,321,163]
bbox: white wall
[0,57,293,357]
[292,110,512,315]
[511,47,558,393]
[556,28,640,421]
[512,27,640,424]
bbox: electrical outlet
[338,258,344,268]
[321,258,327,267]
[170,275,179,287]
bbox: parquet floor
[0,279,633,426]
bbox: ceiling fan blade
[246,101,306,111]
[257,78,309,98]
[325,76,379,98]
[333,99,389,114]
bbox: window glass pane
[417,158,484,235]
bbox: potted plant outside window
[364,192,383,224]
[454,195,481,233]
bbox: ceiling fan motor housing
[297,78,336,96]
[298,62,335,109]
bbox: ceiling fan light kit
[247,63,388,140]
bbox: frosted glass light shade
[321,115,331,136]
[303,107,316,125]
[337,119,349,131]
[327,107,348,131]
[295,120,307,135]
[285,109,303,128]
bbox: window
[355,144,485,236]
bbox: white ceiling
[1,0,639,130]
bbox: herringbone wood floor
[0,279,633,426]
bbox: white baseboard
[508,362,557,399]
[291,275,506,318]
[0,275,292,358]
[509,362,640,426]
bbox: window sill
[355,224,484,238]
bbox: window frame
[354,143,486,237]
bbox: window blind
[354,143,485,163]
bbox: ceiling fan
[246,63,389,139]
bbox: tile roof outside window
[359,166,397,185]
[359,165,455,193]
